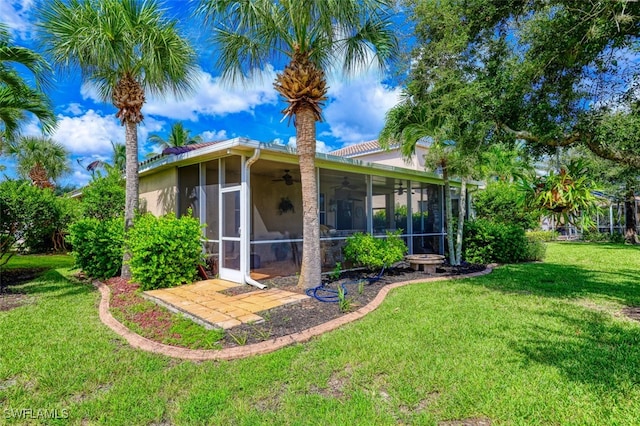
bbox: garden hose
[305,267,385,303]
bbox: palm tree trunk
[296,107,321,289]
[455,178,467,264]
[443,165,456,265]
[121,119,139,279]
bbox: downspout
[244,149,266,289]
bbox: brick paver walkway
[144,279,308,329]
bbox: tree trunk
[121,119,139,279]
[295,107,321,289]
[443,165,456,265]
[455,178,467,264]
[624,185,639,244]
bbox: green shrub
[526,230,558,242]
[473,181,539,229]
[68,217,124,279]
[524,237,547,261]
[581,229,625,243]
[128,213,204,290]
[344,231,407,270]
[464,219,545,264]
[0,180,80,256]
[81,169,125,220]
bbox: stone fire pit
[405,254,445,274]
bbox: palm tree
[0,24,56,147]
[199,0,397,289]
[480,142,532,183]
[5,136,70,188]
[380,95,484,266]
[40,0,197,278]
[148,121,202,151]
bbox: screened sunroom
[138,138,471,286]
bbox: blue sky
[0,0,402,187]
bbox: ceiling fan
[272,170,297,186]
[333,176,358,190]
[395,182,415,195]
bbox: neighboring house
[138,137,472,285]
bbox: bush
[68,217,124,279]
[81,170,125,220]
[581,229,625,243]
[464,219,546,264]
[473,181,539,229]
[524,237,547,261]
[128,213,204,290]
[526,230,558,242]
[0,180,80,256]
[344,231,408,270]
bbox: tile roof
[328,140,394,158]
[161,141,223,155]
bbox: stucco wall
[354,146,429,170]
[139,168,178,216]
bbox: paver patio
[143,279,308,329]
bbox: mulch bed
[103,264,484,349]
[220,262,485,347]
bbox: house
[138,137,471,286]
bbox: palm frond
[39,0,198,102]
[5,136,70,182]
[200,0,397,83]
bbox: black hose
[305,267,385,303]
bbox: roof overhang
[139,137,480,189]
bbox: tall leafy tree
[0,23,55,147]
[402,0,640,168]
[585,108,640,243]
[39,0,197,278]
[199,0,397,288]
[148,121,202,151]
[4,136,70,188]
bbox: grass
[0,243,639,424]
[3,253,75,270]
[107,279,225,350]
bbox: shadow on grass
[14,269,95,299]
[514,307,640,392]
[471,262,640,306]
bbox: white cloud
[201,129,228,141]
[50,110,122,155]
[48,110,162,156]
[322,75,401,144]
[62,103,84,116]
[81,67,279,121]
[285,136,331,153]
[0,0,35,39]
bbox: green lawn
[1,243,640,425]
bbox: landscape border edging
[95,266,493,361]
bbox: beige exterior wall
[139,167,178,216]
[352,145,429,171]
